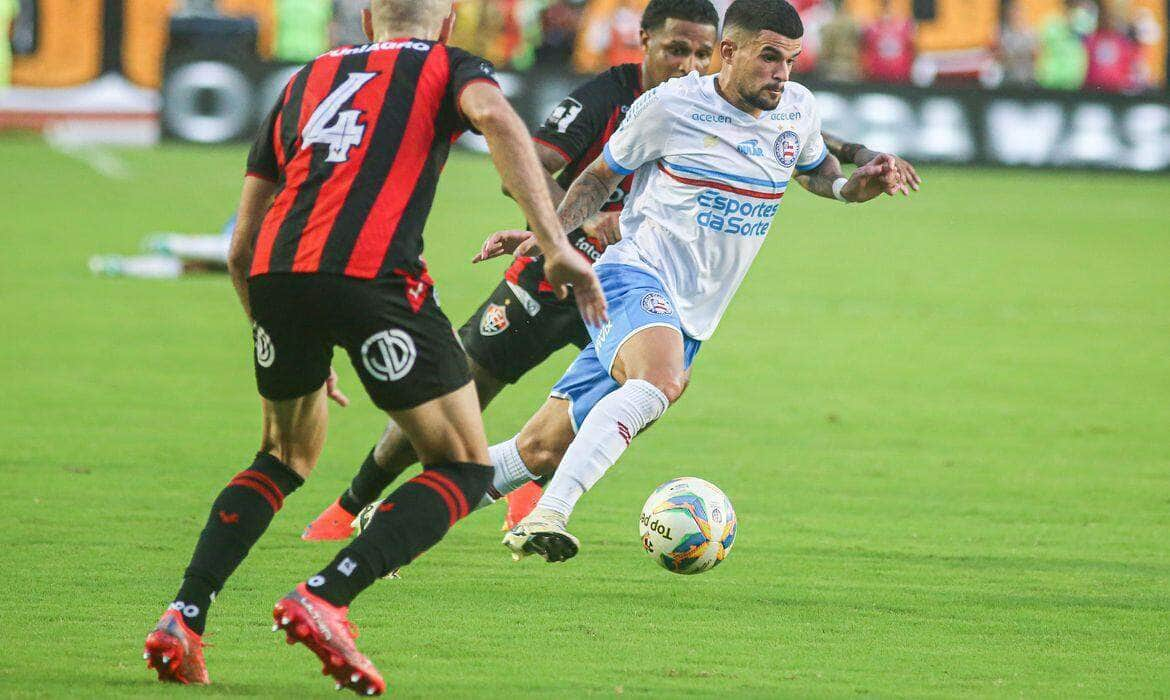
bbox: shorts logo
[774,130,800,167]
[307,575,326,588]
[254,324,274,368]
[337,557,358,576]
[361,329,417,382]
[479,303,509,336]
[640,292,673,315]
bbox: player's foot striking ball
[142,0,605,691]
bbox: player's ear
[362,9,373,42]
[438,9,457,44]
[719,37,737,64]
[640,28,652,53]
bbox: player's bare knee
[636,373,686,405]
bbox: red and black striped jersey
[533,62,642,216]
[246,39,498,280]
[503,63,642,296]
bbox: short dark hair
[641,0,721,33]
[723,0,804,39]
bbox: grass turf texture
[1,136,1168,697]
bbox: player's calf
[305,462,492,604]
[171,452,304,634]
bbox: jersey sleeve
[245,94,282,182]
[795,100,829,172]
[446,46,501,134]
[600,89,673,176]
[533,74,617,166]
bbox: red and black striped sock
[307,462,491,607]
[173,452,303,634]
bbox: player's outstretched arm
[227,175,276,321]
[822,130,922,192]
[460,82,608,327]
[794,153,905,203]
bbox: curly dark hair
[640,0,721,33]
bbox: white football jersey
[599,72,827,340]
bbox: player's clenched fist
[543,244,608,328]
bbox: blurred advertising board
[155,56,1170,172]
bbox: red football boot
[273,584,386,696]
[503,480,543,531]
[302,499,356,541]
[143,609,210,685]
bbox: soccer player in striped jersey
[141,1,604,694]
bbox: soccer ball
[639,477,736,575]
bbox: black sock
[173,452,303,634]
[337,449,399,515]
[308,462,491,607]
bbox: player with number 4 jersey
[142,1,604,694]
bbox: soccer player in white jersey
[478,0,909,562]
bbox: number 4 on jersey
[301,72,378,163]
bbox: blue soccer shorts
[550,263,701,431]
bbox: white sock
[475,436,537,510]
[537,379,669,519]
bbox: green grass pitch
[1,135,1168,697]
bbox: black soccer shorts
[248,273,471,412]
[457,264,591,385]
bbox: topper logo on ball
[361,330,417,382]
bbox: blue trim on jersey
[663,160,787,190]
[603,144,636,176]
[795,144,829,172]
